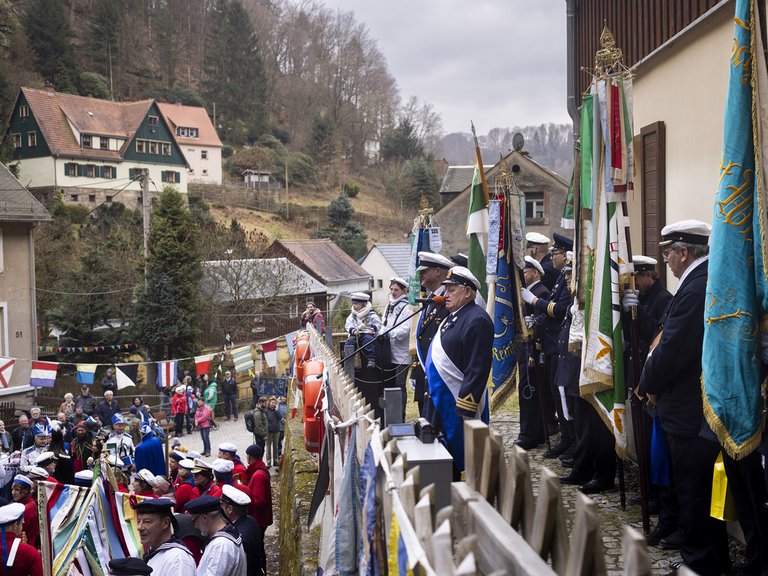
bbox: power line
[36,286,136,296]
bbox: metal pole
[142,174,151,285]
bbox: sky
[318,0,572,135]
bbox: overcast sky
[318,0,571,135]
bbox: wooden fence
[306,326,699,576]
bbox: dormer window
[19,106,29,118]
[148,115,159,126]
[82,135,92,148]
[176,126,199,138]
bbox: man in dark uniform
[521,233,573,457]
[424,266,493,474]
[527,232,558,291]
[412,251,453,416]
[514,256,552,449]
[638,220,728,576]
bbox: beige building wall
[184,145,223,185]
[0,223,37,360]
[359,247,398,312]
[631,7,732,289]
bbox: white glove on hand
[622,290,639,311]
[760,330,768,364]
[409,379,416,391]
[525,315,534,329]
[521,287,535,304]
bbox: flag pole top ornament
[418,195,433,218]
[591,23,633,80]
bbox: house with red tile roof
[157,102,222,185]
[6,87,189,209]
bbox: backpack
[244,410,255,433]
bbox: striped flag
[76,364,97,386]
[231,345,254,373]
[0,357,14,388]
[156,360,178,389]
[194,353,214,376]
[262,339,278,368]
[115,365,138,390]
[30,361,58,388]
[467,164,489,301]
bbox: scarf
[353,303,372,320]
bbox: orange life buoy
[303,375,324,422]
[304,415,323,453]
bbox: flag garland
[39,343,138,353]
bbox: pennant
[155,361,177,389]
[467,164,489,300]
[284,331,298,359]
[0,357,14,389]
[30,360,58,388]
[231,345,254,373]
[76,364,97,386]
[194,354,214,376]
[702,0,768,460]
[115,365,138,390]
[262,339,278,368]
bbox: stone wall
[278,406,321,575]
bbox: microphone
[414,295,445,306]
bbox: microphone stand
[339,301,436,364]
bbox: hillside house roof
[0,163,51,222]
[156,102,222,148]
[439,165,493,196]
[19,87,153,161]
[267,239,371,284]
[367,244,411,279]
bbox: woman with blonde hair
[59,393,75,418]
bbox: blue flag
[702,0,768,460]
[491,199,517,391]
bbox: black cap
[108,558,153,575]
[133,498,175,515]
[246,444,264,459]
[184,495,221,515]
[552,233,573,251]
[449,253,468,267]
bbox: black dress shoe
[579,479,615,494]
[662,560,682,576]
[559,456,575,468]
[645,525,674,547]
[659,530,684,550]
[514,438,541,450]
[559,473,586,485]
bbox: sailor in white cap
[423,266,493,474]
[10,475,38,549]
[174,459,197,513]
[190,458,223,499]
[344,292,382,369]
[133,469,157,498]
[526,232,558,290]
[0,502,42,575]
[217,443,247,483]
[220,484,265,575]
[382,276,411,419]
[638,219,725,573]
[74,470,93,487]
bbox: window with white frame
[18,106,29,118]
[82,135,92,148]
[524,192,546,224]
[11,134,20,149]
[27,132,37,147]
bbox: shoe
[645,525,674,547]
[234,417,238,421]
[659,530,684,550]
[579,479,615,494]
[543,421,574,459]
[366,359,376,369]
[663,560,683,576]
[225,417,231,421]
[559,456,575,468]
[559,473,586,485]
[514,437,541,450]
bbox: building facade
[157,102,222,185]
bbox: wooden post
[414,494,434,565]
[478,429,502,503]
[564,493,607,576]
[431,519,455,576]
[622,526,651,576]
[463,420,489,491]
[501,445,535,540]
[529,467,569,574]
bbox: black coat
[639,262,708,437]
[533,271,571,355]
[540,253,558,291]
[519,281,550,363]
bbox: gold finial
[595,23,623,75]
[418,194,433,219]
[495,154,511,190]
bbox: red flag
[262,339,278,368]
[195,354,214,376]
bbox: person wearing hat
[300,301,325,334]
[135,422,166,477]
[75,384,97,416]
[19,423,50,473]
[33,451,59,484]
[220,370,239,423]
[521,232,574,458]
[526,232,558,290]
[221,484,265,575]
[10,475,37,549]
[133,469,158,498]
[424,266,492,474]
[133,498,196,575]
[638,219,727,576]
[107,414,135,469]
[169,449,186,483]
[382,276,412,420]
[244,444,273,531]
[413,251,453,416]
[73,469,93,487]
[0,502,42,576]
[174,459,197,513]
[171,385,189,438]
[343,292,382,369]
[185,496,247,576]
[190,459,223,499]
[212,458,258,519]
[513,256,553,450]
[96,391,120,430]
[217,443,247,483]
[108,557,153,576]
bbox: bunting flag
[702,0,768,460]
[467,164,489,301]
[76,364,97,386]
[231,345,254,373]
[39,343,137,353]
[262,339,278,368]
[194,354,214,376]
[155,360,178,389]
[578,77,633,458]
[115,365,138,390]
[30,361,58,388]
[0,357,14,389]
[561,162,578,230]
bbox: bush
[285,152,318,185]
[78,72,110,99]
[221,145,234,159]
[342,182,360,198]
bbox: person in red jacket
[212,458,259,521]
[0,502,43,576]
[171,386,188,438]
[216,443,247,483]
[189,459,222,499]
[133,469,157,498]
[245,444,273,534]
[173,459,196,513]
[10,475,38,549]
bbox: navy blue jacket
[540,252,558,291]
[639,261,708,437]
[533,270,571,355]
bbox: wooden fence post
[564,493,607,576]
[529,467,569,574]
[621,526,651,576]
[464,420,490,491]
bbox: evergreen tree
[132,188,202,359]
[315,193,368,260]
[203,0,267,144]
[404,157,441,210]
[23,0,79,92]
[381,119,424,163]
[311,113,336,166]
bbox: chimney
[44,82,54,94]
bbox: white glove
[622,289,639,311]
[521,287,535,304]
[409,379,416,391]
[761,330,768,364]
[525,315,534,329]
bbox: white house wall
[359,248,398,311]
[631,7,732,289]
[184,145,222,185]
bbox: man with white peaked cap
[526,232,558,290]
[0,501,42,576]
[344,292,382,369]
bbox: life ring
[294,332,312,390]
[303,374,324,422]
[304,415,323,453]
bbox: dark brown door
[640,121,666,285]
